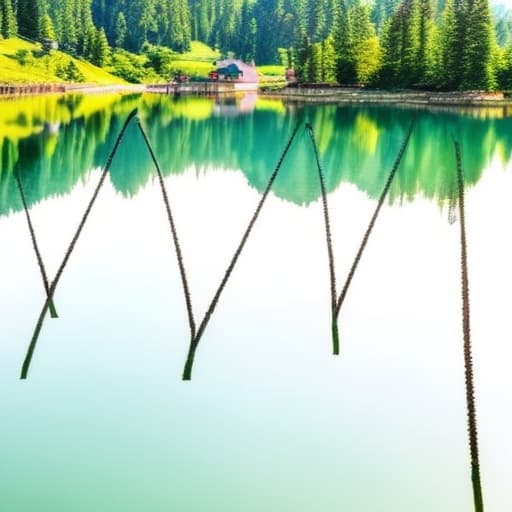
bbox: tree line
[3,0,512,90]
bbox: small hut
[209,59,259,83]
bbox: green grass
[167,41,219,78]
[173,41,220,62]
[0,37,126,85]
[168,60,216,78]
[257,65,286,77]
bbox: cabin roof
[215,59,259,83]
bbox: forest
[2,0,512,90]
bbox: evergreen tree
[460,0,496,89]
[379,0,421,86]
[333,0,357,83]
[310,41,322,81]
[0,0,17,38]
[238,0,257,61]
[379,16,401,85]
[436,0,458,88]
[310,0,328,42]
[371,0,400,34]
[351,0,379,83]
[58,0,79,54]
[497,41,512,88]
[417,0,436,86]
[17,0,43,40]
[92,27,110,66]
[40,14,56,40]
[356,34,381,83]
[321,35,336,82]
[400,0,421,85]
[114,11,127,48]
[76,0,96,57]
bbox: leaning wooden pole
[454,141,484,512]
[14,169,58,318]
[335,121,415,320]
[182,122,301,381]
[136,117,196,342]
[20,109,138,379]
[306,123,339,355]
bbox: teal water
[0,93,511,511]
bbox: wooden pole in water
[306,123,339,354]
[135,117,196,342]
[334,121,415,333]
[20,109,138,379]
[14,169,58,318]
[181,122,302,380]
[454,141,484,512]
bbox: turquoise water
[0,93,511,511]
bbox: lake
[1,92,511,511]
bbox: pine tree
[56,0,79,54]
[40,14,56,40]
[351,0,379,83]
[310,0,328,42]
[321,35,336,82]
[0,0,17,38]
[76,0,96,57]
[460,0,496,89]
[310,41,322,81]
[417,0,436,86]
[356,34,381,83]
[400,0,421,85]
[333,0,357,83]
[239,0,257,61]
[92,27,110,66]
[114,11,127,48]
[379,0,421,87]
[379,16,402,85]
[17,0,43,40]
[436,0,458,88]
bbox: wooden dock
[145,81,258,96]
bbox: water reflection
[1,92,512,219]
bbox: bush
[110,49,148,83]
[15,49,33,65]
[56,60,86,82]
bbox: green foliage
[56,59,86,82]
[257,65,286,76]
[0,37,124,84]
[14,48,32,65]
[3,0,501,91]
[142,43,174,76]
[110,49,149,83]
[91,27,110,67]
[333,0,357,83]
[460,0,496,90]
[16,0,43,40]
[40,14,56,41]
[0,0,17,38]
[114,12,127,48]
[296,35,336,83]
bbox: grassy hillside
[0,38,126,85]
[0,37,284,86]
[167,41,218,78]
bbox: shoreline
[2,82,512,110]
[0,83,146,97]
[260,86,512,109]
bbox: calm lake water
[1,92,511,511]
